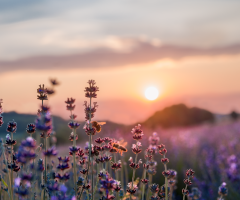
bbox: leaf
[1,179,8,188]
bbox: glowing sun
[145,87,159,100]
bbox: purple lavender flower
[26,123,36,134]
[43,147,58,157]
[6,120,17,133]
[84,80,99,98]
[68,122,80,129]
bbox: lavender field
[0,80,236,200]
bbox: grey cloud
[0,41,240,72]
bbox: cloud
[0,39,240,72]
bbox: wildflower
[43,147,58,157]
[103,137,112,144]
[157,144,165,150]
[20,173,34,184]
[16,145,36,164]
[50,78,60,86]
[100,176,116,191]
[77,177,85,186]
[69,132,78,141]
[188,187,202,199]
[186,169,195,178]
[126,183,138,195]
[150,183,159,193]
[5,135,17,146]
[149,132,160,146]
[84,101,98,120]
[168,169,177,179]
[55,173,70,181]
[104,155,112,162]
[159,148,167,155]
[183,179,192,186]
[26,123,36,134]
[218,182,228,196]
[6,120,17,133]
[46,88,55,95]
[80,169,88,175]
[84,80,99,98]
[131,124,143,140]
[21,137,36,148]
[182,189,189,195]
[162,170,170,178]
[85,127,96,136]
[159,185,170,199]
[69,146,80,155]
[68,122,80,129]
[161,158,169,165]
[141,179,149,184]
[37,159,44,172]
[114,181,121,192]
[111,161,122,170]
[8,162,20,172]
[37,84,48,100]
[0,116,3,127]
[57,163,70,171]
[132,144,142,154]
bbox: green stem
[11,133,13,200]
[44,137,47,200]
[131,154,138,200]
[182,180,188,200]
[141,169,146,200]
[164,165,168,200]
[146,174,152,200]
[1,144,12,200]
[79,97,92,200]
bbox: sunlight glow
[145,87,159,100]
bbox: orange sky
[1,54,240,124]
[1,0,240,124]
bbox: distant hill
[141,104,215,129]
[0,104,216,143]
[0,111,125,144]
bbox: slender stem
[1,144,12,200]
[141,169,146,200]
[79,97,92,200]
[44,137,47,200]
[163,154,168,200]
[182,180,189,200]
[146,174,152,200]
[130,153,138,200]
[120,158,124,195]
[89,97,94,200]
[72,109,77,198]
[11,133,13,200]
[164,165,168,200]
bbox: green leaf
[1,179,8,188]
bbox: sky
[0,0,240,124]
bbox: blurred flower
[218,182,228,196]
[68,122,80,129]
[50,79,60,86]
[37,84,48,100]
[84,80,99,98]
[43,147,58,157]
[26,123,36,134]
[6,120,17,133]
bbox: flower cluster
[182,169,195,198]
[0,99,3,127]
[84,80,99,98]
[37,84,48,101]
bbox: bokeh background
[0,1,240,199]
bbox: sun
[145,87,159,100]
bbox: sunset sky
[0,0,240,124]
